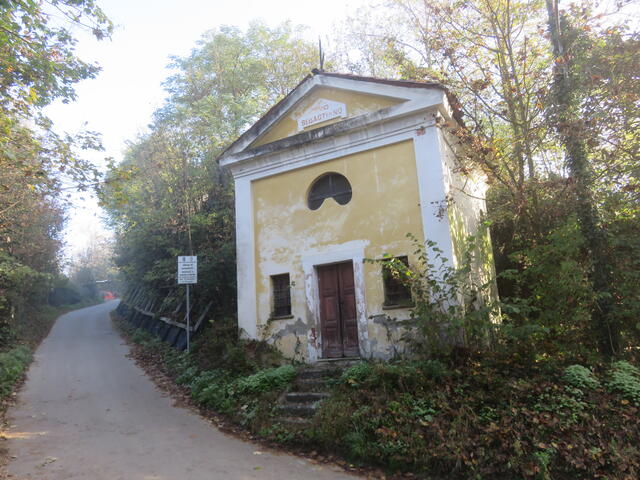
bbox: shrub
[234,365,296,395]
[190,318,283,375]
[131,328,151,344]
[606,361,640,405]
[0,346,32,398]
[340,362,375,387]
[562,364,600,390]
[413,359,450,380]
[366,230,498,359]
[190,369,228,400]
[339,361,446,393]
[164,349,193,379]
[188,365,296,416]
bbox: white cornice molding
[218,75,451,165]
[227,108,443,182]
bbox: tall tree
[0,0,112,325]
[544,0,639,354]
[100,22,319,314]
[337,0,639,353]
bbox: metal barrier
[115,286,212,350]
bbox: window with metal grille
[382,256,413,307]
[307,172,352,210]
[271,273,291,317]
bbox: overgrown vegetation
[0,347,31,400]
[120,313,640,479]
[306,359,640,478]
[0,0,636,475]
[369,231,499,360]
[1,1,113,340]
[101,0,639,357]
[98,22,319,317]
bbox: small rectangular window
[383,256,413,307]
[271,273,291,317]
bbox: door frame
[316,261,359,358]
[301,242,369,362]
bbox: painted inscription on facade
[297,98,347,130]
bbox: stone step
[277,402,318,418]
[275,416,312,429]
[298,368,343,380]
[315,356,361,367]
[284,391,330,403]
[293,376,333,392]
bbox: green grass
[0,346,32,399]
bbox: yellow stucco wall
[251,140,423,360]
[252,87,404,148]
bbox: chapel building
[218,72,495,362]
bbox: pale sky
[50,0,368,258]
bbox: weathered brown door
[317,261,359,358]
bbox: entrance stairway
[276,358,361,427]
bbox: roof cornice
[216,72,454,166]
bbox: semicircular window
[307,173,352,210]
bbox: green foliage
[532,387,589,425]
[498,217,602,359]
[340,362,375,386]
[562,365,600,391]
[339,0,640,357]
[1,1,111,330]
[0,251,52,330]
[0,346,31,398]
[130,328,152,345]
[190,369,231,410]
[311,357,640,478]
[234,365,296,395]
[175,365,199,386]
[0,0,112,113]
[606,361,640,406]
[189,317,283,375]
[189,365,296,414]
[100,22,318,317]
[368,230,498,358]
[339,360,448,393]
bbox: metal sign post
[177,256,197,352]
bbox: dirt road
[5,301,356,479]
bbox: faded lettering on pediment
[296,98,347,131]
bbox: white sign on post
[178,255,197,353]
[177,256,197,284]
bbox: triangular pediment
[218,73,451,167]
[252,87,405,147]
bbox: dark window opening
[383,256,413,307]
[308,173,352,210]
[271,273,292,317]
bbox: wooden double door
[317,261,360,358]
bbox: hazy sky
[50,0,367,257]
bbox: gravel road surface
[5,301,355,479]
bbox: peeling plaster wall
[440,128,499,303]
[252,87,404,147]
[252,140,424,361]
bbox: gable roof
[217,71,461,166]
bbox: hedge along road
[5,301,356,480]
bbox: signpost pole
[186,283,190,353]
[178,255,197,353]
